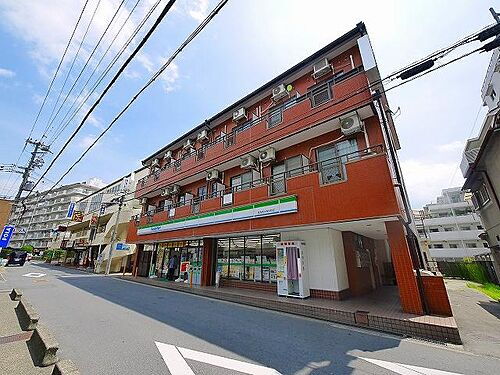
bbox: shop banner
[138,196,297,236]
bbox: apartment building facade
[127,23,451,316]
[461,47,500,277]
[50,168,147,273]
[414,187,488,261]
[8,182,99,251]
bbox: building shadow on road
[478,301,500,319]
[44,265,401,374]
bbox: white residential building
[8,182,100,251]
[49,168,147,273]
[415,187,489,261]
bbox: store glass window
[217,239,230,278]
[229,237,245,279]
[261,234,279,282]
[244,236,261,281]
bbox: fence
[435,260,499,285]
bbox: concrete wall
[281,228,349,292]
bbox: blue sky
[0,0,493,208]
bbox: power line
[0,0,90,198]
[47,0,163,147]
[42,0,103,137]
[47,0,150,145]
[42,0,127,138]
[22,0,178,204]
[33,0,229,203]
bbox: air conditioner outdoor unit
[259,147,276,163]
[312,58,332,79]
[197,130,209,142]
[164,150,173,160]
[151,158,160,167]
[140,198,147,205]
[340,113,363,135]
[183,139,195,150]
[206,169,220,181]
[161,187,172,197]
[240,155,258,169]
[232,107,247,122]
[272,84,288,102]
[170,184,180,195]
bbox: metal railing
[135,145,383,223]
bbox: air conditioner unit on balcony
[340,112,363,135]
[240,155,258,169]
[140,198,147,205]
[232,107,247,122]
[197,129,209,142]
[164,150,173,160]
[170,184,180,195]
[151,158,160,167]
[259,147,276,163]
[312,58,332,79]
[183,139,195,151]
[206,169,220,181]
[161,187,172,197]
[272,84,288,102]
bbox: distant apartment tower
[415,187,488,261]
[461,47,500,276]
[8,182,99,251]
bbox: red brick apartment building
[127,23,452,316]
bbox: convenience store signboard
[138,196,297,235]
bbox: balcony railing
[133,145,384,224]
[137,67,364,189]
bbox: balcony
[135,71,372,198]
[428,229,484,242]
[128,145,400,242]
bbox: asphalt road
[1,262,499,375]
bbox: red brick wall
[421,274,453,317]
[220,279,277,293]
[385,221,424,314]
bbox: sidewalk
[120,275,461,344]
[445,279,500,358]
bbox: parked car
[6,251,27,266]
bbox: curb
[52,359,80,375]
[16,299,40,331]
[28,324,59,367]
[9,288,23,301]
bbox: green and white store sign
[138,195,297,235]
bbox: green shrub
[0,248,13,259]
[20,245,34,253]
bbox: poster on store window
[180,261,190,273]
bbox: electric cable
[21,0,178,205]
[42,0,127,138]
[47,0,163,147]
[44,0,142,144]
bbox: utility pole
[14,139,50,202]
[105,194,125,275]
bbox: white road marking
[155,342,195,375]
[360,357,463,375]
[155,341,281,375]
[22,272,46,278]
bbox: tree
[20,245,34,253]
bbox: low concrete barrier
[52,359,80,375]
[15,299,40,331]
[28,324,59,367]
[9,288,23,301]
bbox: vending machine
[276,241,310,298]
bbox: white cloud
[78,134,99,149]
[186,0,209,22]
[0,67,15,78]
[436,140,465,152]
[400,159,465,209]
[87,177,107,188]
[160,62,179,92]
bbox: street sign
[115,243,130,251]
[99,205,106,216]
[72,210,84,222]
[0,225,15,248]
[66,202,76,218]
[155,342,281,375]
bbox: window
[466,243,477,248]
[477,225,483,230]
[317,139,358,184]
[268,107,283,128]
[491,88,497,101]
[430,228,439,233]
[310,83,332,107]
[473,184,490,209]
[444,227,454,232]
[158,200,165,211]
[197,185,207,200]
[434,244,444,248]
[449,244,458,248]
[271,163,286,195]
[483,242,489,248]
[230,172,253,192]
[460,226,471,231]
